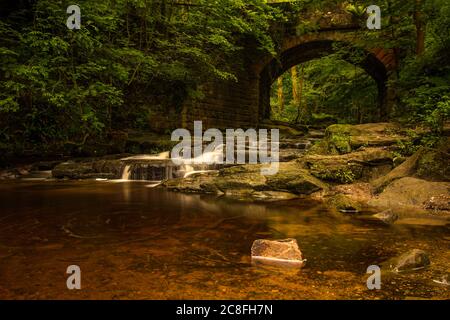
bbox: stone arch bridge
[181,3,397,129]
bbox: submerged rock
[251,239,305,268]
[433,274,450,286]
[385,249,430,272]
[373,209,399,224]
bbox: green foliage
[310,163,357,184]
[1,0,450,159]
[345,4,366,18]
[394,129,441,157]
[0,0,285,156]
[271,0,450,136]
[270,56,379,125]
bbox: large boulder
[323,123,408,155]
[372,142,450,192]
[52,158,124,179]
[372,148,425,192]
[321,183,373,213]
[163,161,327,198]
[369,177,450,212]
[415,141,450,182]
[52,162,96,179]
[327,194,363,213]
[264,162,328,195]
[304,148,394,184]
[163,171,223,194]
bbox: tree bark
[277,76,284,113]
[295,65,305,123]
[414,0,426,56]
[291,66,299,105]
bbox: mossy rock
[323,123,408,155]
[369,177,450,212]
[416,140,450,182]
[52,162,95,179]
[264,164,327,195]
[304,148,394,184]
[327,194,363,213]
[324,124,353,154]
[52,156,128,179]
[309,162,361,184]
[215,165,267,191]
[163,171,221,194]
[163,161,327,198]
[307,140,329,155]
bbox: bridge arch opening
[258,40,389,123]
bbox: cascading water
[118,146,225,182]
[121,165,132,180]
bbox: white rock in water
[251,238,305,268]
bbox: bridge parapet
[270,1,360,35]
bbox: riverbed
[0,180,448,299]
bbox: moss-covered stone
[52,162,95,179]
[323,123,408,155]
[416,140,450,181]
[369,177,450,212]
[324,124,353,154]
[327,194,363,213]
[163,161,327,198]
[265,163,327,195]
[163,171,221,194]
[304,148,394,184]
[52,157,126,179]
[309,162,359,183]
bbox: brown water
[0,180,448,300]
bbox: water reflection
[0,181,448,300]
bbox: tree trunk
[414,0,426,56]
[277,76,284,113]
[294,65,305,123]
[291,66,299,105]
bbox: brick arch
[256,32,392,121]
[181,32,396,130]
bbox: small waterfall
[119,162,173,181]
[118,150,176,181]
[118,147,225,181]
[121,165,132,180]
